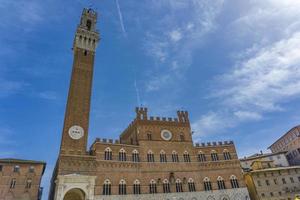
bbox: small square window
[265,180,270,186]
[29,166,34,173]
[13,166,20,173]
[147,133,152,140]
[180,134,184,142]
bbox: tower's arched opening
[63,188,85,200]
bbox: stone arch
[163,179,169,183]
[219,195,230,200]
[150,179,156,184]
[188,178,194,183]
[132,149,139,154]
[133,179,140,184]
[119,148,126,153]
[147,149,153,154]
[63,188,85,200]
[105,147,112,152]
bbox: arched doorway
[63,188,85,200]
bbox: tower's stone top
[73,8,100,52]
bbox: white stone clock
[68,125,84,140]
[161,129,172,141]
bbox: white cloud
[146,74,171,92]
[192,112,235,138]
[194,0,300,136]
[234,111,262,121]
[38,91,58,100]
[169,30,182,42]
[219,32,300,112]
[115,0,127,37]
[0,1,44,29]
[143,0,224,91]
[0,79,26,98]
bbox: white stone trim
[53,174,97,200]
[94,188,250,200]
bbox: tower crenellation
[73,8,100,52]
[135,107,148,120]
[177,110,189,123]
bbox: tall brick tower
[59,8,100,155]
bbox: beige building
[269,125,300,166]
[49,8,250,200]
[240,151,289,172]
[244,160,300,200]
[0,158,46,200]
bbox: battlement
[194,141,234,148]
[120,107,190,140]
[94,137,120,144]
[135,107,189,123]
[82,8,97,18]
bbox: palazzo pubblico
[49,8,250,200]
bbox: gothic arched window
[230,175,239,188]
[197,151,206,162]
[104,147,112,160]
[147,132,152,140]
[132,149,140,162]
[160,150,167,162]
[10,178,16,189]
[163,179,171,193]
[188,178,196,192]
[86,19,92,31]
[175,179,183,192]
[119,148,127,161]
[147,150,155,162]
[203,177,212,191]
[149,179,157,194]
[217,176,226,190]
[119,179,127,195]
[103,179,111,195]
[223,149,231,160]
[25,178,32,189]
[211,150,219,161]
[183,151,191,162]
[180,133,185,141]
[172,151,179,162]
[133,179,141,195]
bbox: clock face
[68,125,84,140]
[161,129,172,141]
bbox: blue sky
[1,0,300,199]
